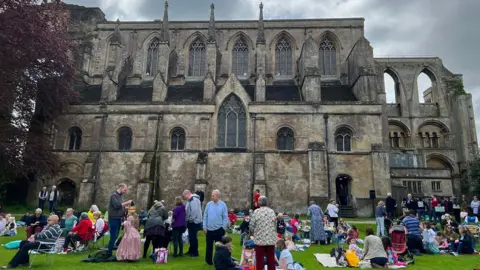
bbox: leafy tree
[0,0,77,199]
[460,156,480,196]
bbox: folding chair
[466,225,480,244]
[28,234,62,268]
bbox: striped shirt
[401,216,421,236]
[35,224,62,243]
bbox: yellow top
[88,211,96,224]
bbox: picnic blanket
[314,253,340,267]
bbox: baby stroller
[389,225,414,264]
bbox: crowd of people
[1,187,480,269]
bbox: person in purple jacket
[172,196,187,257]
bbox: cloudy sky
[66,0,480,139]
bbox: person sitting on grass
[2,215,62,269]
[214,236,243,270]
[16,213,30,227]
[443,224,459,250]
[422,221,440,254]
[347,237,364,258]
[62,208,78,236]
[451,226,475,255]
[60,212,93,254]
[362,227,388,268]
[275,239,296,270]
[93,211,105,239]
[1,217,17,236]
[276,213,286,238]
[289,214,301,241]
[26,209,47,239]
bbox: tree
[0,0,77,199]
[460,156,480,196]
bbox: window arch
[277,127,294,151]
[188,38,206,77]
[319,38,336,76]
[231,38,249,76]
[68,127,82,150]
[118,127,133,151]
[275,38,293,76]
[335,128,352,152]
[171,127,186,151]
[217,95,247,148]
[146,38,160,76]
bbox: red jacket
[72,219,94,241]
[254,192,260,207]
[228,213,237,225]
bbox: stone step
[339,205,357,218]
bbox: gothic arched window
[335,128,352,152]
[277,127,294,151]
[171,127,186,151]
[118,127,133,151]
[188,38,206,77]
[217,95,246,148]
[275,38,293,76]
[232,39,249,76]
[68,127,82,150]
[319,39,337,76]
[146,38,160,76]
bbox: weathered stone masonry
[33,2,478,217]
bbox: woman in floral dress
[307,201,327,244]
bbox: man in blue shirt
[401,210,425,254]
[203,189,228,265]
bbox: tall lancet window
[188,39,206,77]
[319,38,337,76]
[275,38,293,76]
[217,95,247,148]
[232,39,249,76]
[146,38,160,76]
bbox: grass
[0,223,479,269]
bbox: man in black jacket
[386,193,396,220]
[107,183,132,256]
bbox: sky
[65,0,480,140]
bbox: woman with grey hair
[250,196,277,270]
[308,201,327,244]
[143,200,168,258]
[61,212,93,253]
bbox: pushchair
[389,225,414,264]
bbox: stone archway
[57,178,76,206]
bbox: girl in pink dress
[116,213,142,261]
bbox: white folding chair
[28,234,62,268]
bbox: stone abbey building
[37,2,478,216]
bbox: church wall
[160,113,213,150]
[265,153,309,214]
[391,178,453,198]
[327,114,383,151]
[54,114,99,151]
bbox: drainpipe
[324,114,331,199]
[152,115,162,201]
[251,113,257,208]
[92,113,107,204]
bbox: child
[284,234,296,251]
[289,214,301,241]
[301,221,310,239]
[435,232,449,250]
[347,237,363,258]
[239,215,250,246]
[382,237,406,266]
[276,239,294,270]
[422,222,440,254]
[117,213,142,261]
[277,213,286,238]
[228,209,237,229]
[214,236,243,270]
[1,217,17,236]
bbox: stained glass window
[188,39,206,77]
[232,39,249,76]
[277,127,294,150]
[319,39,337,76]
[275,38,293,76]
[68,127,82,150]
[217,95,246,148]
[118,127,133,151]
[336,128,352,152]
[171,128,186,151]
[146,38,160,76]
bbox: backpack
[82,249,116,263]
[153,248,168,264]
[330,246,347,267]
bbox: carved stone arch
[334,124,356,135]
[183,32,208,77]
[269,30,298,51]
[167,124,189,137]
[388,120,411,135]
[276,125,296,151]
[63,125,85,150]
[426,153,455,172]
[115,124,136,137]
[183,31,208,50]
[383,67,409,106]
[317,30,343,50]
[169,125,187,151]
[275,124,297,137]
[414,65,439,83]
[140,32,163,77]
[141,31,163,51]
[225,31,255,51]
[418,119,450,134]
[59,160,84,177]
[334,124,354,152]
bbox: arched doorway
[336,174,352,206]
[57,178,76,206]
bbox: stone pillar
[255,43,266,102]
[371,144,391,197]
[308,142,329,205]
[255,117,266,151]
[253,154,267,206]
[136,182,152,210]
[207,43,217,81]
[299,38,321,102]
[204,72,215,101]
[101,72,115,101]
[77,181,95,209]
[195,152,208,200]
[199,117,210,150]
[152,72,168,102]
[146,116,159,150]
[91,116,105,150]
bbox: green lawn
[0,223,479,269]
